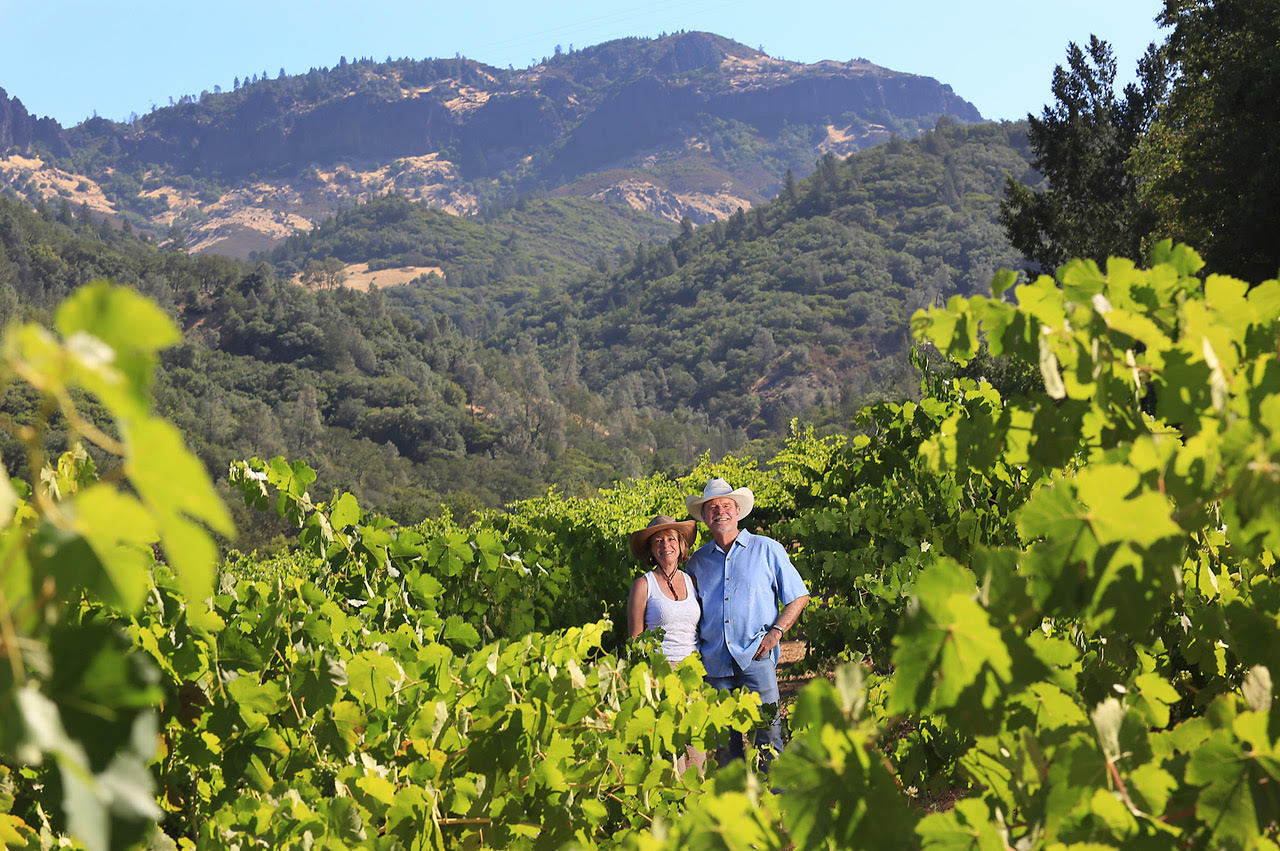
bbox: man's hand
[753,595,809,661]
[753,626,782,660]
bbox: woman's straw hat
[628,514,697,562]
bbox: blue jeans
[706,655,784,768]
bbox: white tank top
[643,570,700,663]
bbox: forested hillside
[263,193,677,326]
[0,194,689,526]
[553,119,1032,432]
[276,117,1035,442]
[0,117,1034,531]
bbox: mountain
[268,117,1036,441]
[0,32,982,259]
[0,117,1033,532]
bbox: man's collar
[713,528,752,553]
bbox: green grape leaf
[52,282,181,422]
[1073,464,1180,547]
[1088,786,1137,836]
[124,417,232,616]
[1059,259,1106,302]
[889,560,1012,716]
[917,798,1007,850]
[226,675,285,716]
[71,485,158,613]
[355,774,398,808]
[1128,763,1177,819]
[1023,682,1087,729]
[1132,673,1181,729]
[54,282,180,356]
[346,651,404,711]
[326,796,367,842]
[990,268,1017,298]
[1186,728,1273,847]
[329,492,360,529]
[442,615,481,650]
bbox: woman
[626,514,706,774]
[626,514,700,663]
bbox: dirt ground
[772,639,966,812]
[338,262,444,291]
[776,640,817,703]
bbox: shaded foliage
[1137,0,1280,281]
[999,36,1169,271]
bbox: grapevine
[3,243,1280,849]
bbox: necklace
[656,567,680,598]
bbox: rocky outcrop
[548,60,981,179]
[550,77,704,175]
[0,89,71,157]
[707,72,982,130]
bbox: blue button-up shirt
[687,529,809,676]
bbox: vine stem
[1159,804,1196,824]
[1105,757,1145,817]
[605,790,655,824]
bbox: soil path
[776,640,818,703]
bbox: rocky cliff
[0,89,70,157]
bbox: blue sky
[1,0,1166,127]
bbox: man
[684,478,809,766]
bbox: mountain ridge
[0,32,983,258]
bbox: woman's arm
[626,575,648,639]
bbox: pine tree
[999,37,1167,270]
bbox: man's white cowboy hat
[685,478,754,521]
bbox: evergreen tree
[999,36,1168,271]
[1134,0,1280,281]
[783,168,799,206]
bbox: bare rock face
[0,89,71,157]
[587,178,747,224]
[0,33,984,255]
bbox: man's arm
[752,594,809,660]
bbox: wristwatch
[767,625,784,634]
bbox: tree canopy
[999,36,1167,271]
[1137,0,1280,281]
[1001,0,1280,282]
